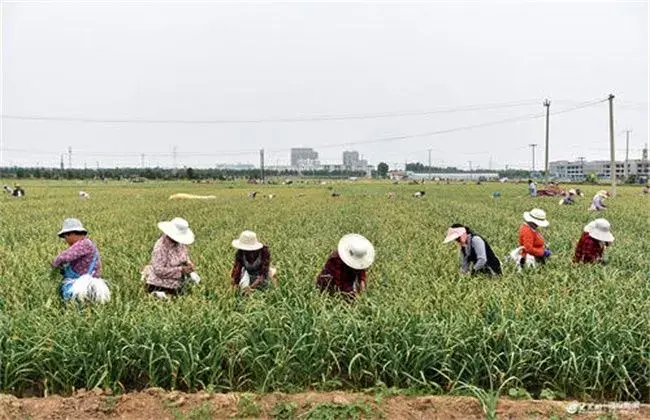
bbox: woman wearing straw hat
[142,217,199,299]
[443,224,502,276]
[518,208,552,266]
[316,234,375,297]
[231,230,276,294]
[51,218,111,303]
[574,219,614,264]
[589,190,610,211]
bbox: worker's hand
[242,287,253,296]
[181,265,194,275]
[543,249,552,258]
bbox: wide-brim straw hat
[338,233,375,270]
[232,230,264,251]
[57,218,88,237]
[523,208,550,227]
[443,227,466,244]
[596,190,609,198]
[585,218,615,242]
[158,217,195,245]
[568,189,577,195]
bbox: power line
[0,100,543,124]
[1,97,609,162]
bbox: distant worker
[51,218,110,303]
[528,180,537,197]
[141,217,199,299]
[316,234,375,298]
[518,208,551,266]
[443,224,502,275]
[574,219,614,264]
[559,189,577,205]
[589,190,609,211]
[12,184,25,197]
[230,230,276,294]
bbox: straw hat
[596,190,609,198]
[232,230,264,251]
[443,227,467,244]
[338,234,375,270]
[523,208,550,227]
[57,218,87,237]
[158,218,195,245]
[568,189,576,195]
[585,218,614,243]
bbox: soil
[0,389,648,419]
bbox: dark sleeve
[317,253,339,285]
[259,246,270,277]
[574,236,584,263]
[231,251,243,284]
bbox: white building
[550,149,649,181]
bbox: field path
[1,390,648,419]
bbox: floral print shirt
[142,235,191,290]
[51,238,102,277]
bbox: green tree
[377,162,389,178]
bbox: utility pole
[172,146,178,169]
[624,130,631,180]
[141,153,145,169]
[428,149,432,172]
[543,99,551,178]
[67,146,72,169]
[96,161,100,170]
[608,94,616,197]
[260,148,265,183]
[60,154,65,171]
[528,144,538,172]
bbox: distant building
[550,149,649,181]
[215,163,255,170]
[407,172,499,181]
[343,151,360,167]
[290,148,319,169]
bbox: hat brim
[443,232,462,244]
[338,234,375,270]
[589,230,614,243]
[232,239,263,251]
[57,228,87,238]
[523,212,550,227]
[158,221,195,245]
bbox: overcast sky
[1,1,648,170]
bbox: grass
[0,180,648,403]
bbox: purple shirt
[51,238,102,277]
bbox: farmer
[518,208,551,265]
[230,230,276,294]
[589,190,609,211]
[574,219,614,264]
[528,180,537,197]
[12,184,25,197]
[559,189,577,205]
[443,224,502,275]
[316,234,375,297]
[141,217,197,299]
[51,218,110,303]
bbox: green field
[0,181,648,402]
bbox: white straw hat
[568,189,576,195]
[443,227,466,244]
[232,230,264,251]
[596,190,609,198]
[57,218,87,237]
[523,208,550,227]
[158,217,195,245]
[585,218,614,243]
[338,234,375,270]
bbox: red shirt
[231,245,271,285]
[316,251,367,294]
[518,224,546,258]
[574,232,604,263]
